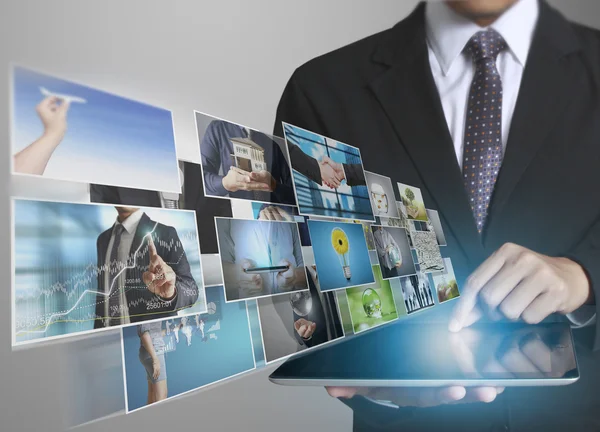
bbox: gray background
[1,1,599,431]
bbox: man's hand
[143,237,176,300]
[276,259,295,291]
[222,167,272,192]
[321,156,345,185]
[326,386,501,407]
[450,243,592,332]
[258,206,293,221]
[294,318,317,339]
[152,358,161,380]
[319,158,343,189]
[37,96,70,139]
[239,259,264,297]
[249,170,276,192]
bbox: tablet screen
[270,322,578,382]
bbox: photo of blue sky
[11,66,180,192]
[308,220,375,291]
[12,199,204,345]
[122,286,255,412]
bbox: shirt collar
[115,209,144,235]
[425,0,539,76]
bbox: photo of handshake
[319,156,346,189]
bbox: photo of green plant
[397,183,428,222]
[432,258,461,303]
[345,265,399,333]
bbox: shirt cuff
[363,396,399,409]
[566,305,596,328]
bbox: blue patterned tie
[462,29,507,233]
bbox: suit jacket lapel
[484,2,582,241]
[368,4,484,265]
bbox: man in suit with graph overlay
[94,206,199,328]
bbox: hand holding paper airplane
[40,86,87,104]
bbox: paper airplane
[40,86,87,104]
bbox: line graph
[15,222,159,336]
[13,199,206,345]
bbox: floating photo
[282,122,374,221]
[90,160,233,255]
[371,225,416,280]
[307,220,375,291]
[345,265,399,333]
[196,112,296,206]
[121,286,255,413]
[399,272,435,314]
[12,199,206,346]
[410,225,445,273]
[364,171,400,219]
[215,218,308,302]
[432,258,461,303]
[11,66,180,192]
[257,267,344,363]
[425,209,447,246]
[397,183,428,221]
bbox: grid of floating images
[10,66,461,420]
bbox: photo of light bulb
[331,227,351,280]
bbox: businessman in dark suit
[94,207,199,328]
[275,0,600,430]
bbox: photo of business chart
[12,199,206,346]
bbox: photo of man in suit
[94,206,199,328]
[275,0,600,430]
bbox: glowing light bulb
[331,227,351,280]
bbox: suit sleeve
[287,143,323,185]
[565,216,600,350]
[342,163,367,186]
[160,226,200,311]
[201,121,229,197]
[269,137,296,205]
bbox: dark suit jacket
[94,213,199,328]
[275,2,600,431]
[90,162,233,254]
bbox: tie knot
[114,223,125,237]
[466,29,507,63]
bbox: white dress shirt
[426,0,538,170]
[103,209,145,326]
